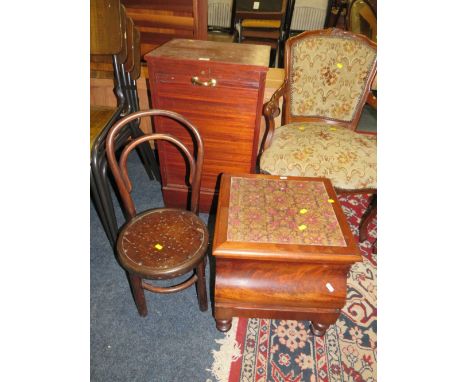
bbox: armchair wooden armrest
[366,91,377,109]
[261,81,286,152]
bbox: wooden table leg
[216,319,232,332]
[309,312,341,336]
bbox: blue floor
[90,106,376,381]
[90,153,223,382]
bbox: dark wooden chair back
[235,0,287,21]
[115,5,128,65]
[282,28,377,130]
[130,28,141,81]
[90,0,122,55]
[346,0,377,43]
[124,15,136,73]
[106,110,204,217]
[235,0,287,66]
[91,4,128,74]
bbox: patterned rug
[208,194,377,382]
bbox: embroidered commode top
[227,177,346,246]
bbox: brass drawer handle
[191,76,217,87]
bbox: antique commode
[213,173,362,335]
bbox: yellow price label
[337,63,343,69]
[299,208,308,214]
[328,199,335,203]
[298,224,307,231]
[154,243,163,250]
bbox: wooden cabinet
[145,39,270,213]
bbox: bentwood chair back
[106,109,208,317]
[121,17,158,180]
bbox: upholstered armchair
[259,28,377,242]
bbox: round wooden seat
[117,208,209,279]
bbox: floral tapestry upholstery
[289,35,376,121]
[260,122,376,190]
[227,177,346,246]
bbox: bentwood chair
[259,28,377,241]
[106,110,209,317]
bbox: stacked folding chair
[90,0,159,245]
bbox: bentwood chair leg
[128,273,148,317]
[195,259,208,312]
[359,193,377,242]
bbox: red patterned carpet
[209,194,377,382]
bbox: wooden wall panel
[121,0,207,58]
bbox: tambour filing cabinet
[145,39,270,212]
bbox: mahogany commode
[212,173,362,335]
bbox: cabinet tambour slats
[145,39,270,212]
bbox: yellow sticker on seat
[299,208,308,214]
[328,199,335,203]
[298,224,307,231]
[154,243,163,250]
[337,63,343,69]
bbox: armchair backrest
[283,28,376,130]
